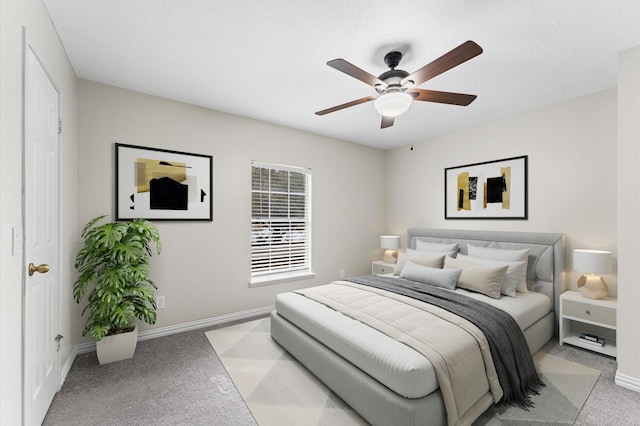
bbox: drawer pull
[585,310,591,315]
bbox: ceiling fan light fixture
[374,91,412,117]
[316,41,483,128]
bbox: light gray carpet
[206,318,601,426]
[43,319,260,426]
[44,315,639,425]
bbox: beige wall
[76,80,385,338]
[385,89,618,294]
[0,0,78,424]
[617,45,640,389]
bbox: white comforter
[294,281,503,426]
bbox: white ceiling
[42,0,640,150]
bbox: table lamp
[573,249,612,299]
[380,235,400,264]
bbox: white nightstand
[559,290,617,358]
[372,260,395,275]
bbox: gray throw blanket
[347,275,545,409]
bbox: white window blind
[250,162,312,284]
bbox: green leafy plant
[73,215,162,341]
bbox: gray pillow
[415,240,459,253]
[407,247,457,258]
[467,244,530,262]
[400,261,461,290]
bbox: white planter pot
[96,324,138,365]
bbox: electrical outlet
[156,296,165,309]
[339,269,345,279]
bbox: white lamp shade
[573,249,612,275]
[380,235,400,250]
[374,92,412,117]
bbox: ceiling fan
[315,40,483,129]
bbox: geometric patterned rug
[475,351,600,425]
[206,318,600,426]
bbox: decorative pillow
[467,245,530,293]
[456,254,526,297]
[415,240,459,254]
[443,256,507,299]
[467,244,530,262]
[400,261,461,290]
[407,247,457,258]
[394,251,445,275]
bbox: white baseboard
[74,305,274,355]
[615,370,640,393]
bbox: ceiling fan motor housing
[377,52,412,94]
[377,69,410,93]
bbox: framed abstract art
[444,155,528,220]
[115,143,213,221]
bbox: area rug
[206,318,600,426]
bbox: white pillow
[456,254,526,296]
[415,240,459,253]
[467,245,530,293]
[467,244,530,262]
[400,261,461,290]
[407,247,457,258]
[443,256,507,299]
[394,251,445,275]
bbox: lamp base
[382,249,398,264]
[577,274,609,299]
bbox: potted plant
[73,215,161,364]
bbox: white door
[23,44,60,426]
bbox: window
[250,162,313,285]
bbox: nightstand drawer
[372,261,394,275]
[563,299,616,327]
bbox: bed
[271,228,565,426]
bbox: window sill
[249,271,316,287]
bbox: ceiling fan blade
[402,40,483,87]
[381,116,395,129]
[408,89,477,106]
[315,96,376,116]
[327,59,386,88]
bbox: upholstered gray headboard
[407,228,565,323]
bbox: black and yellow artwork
[446,156,527,220]
[116,144,212,221]
[134,158,190,210]
[457,167,510,211]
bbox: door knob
[28,263,50,276]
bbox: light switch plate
[12,226,23,256]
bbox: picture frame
[115,143,213,221]
[444,155,528,220]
